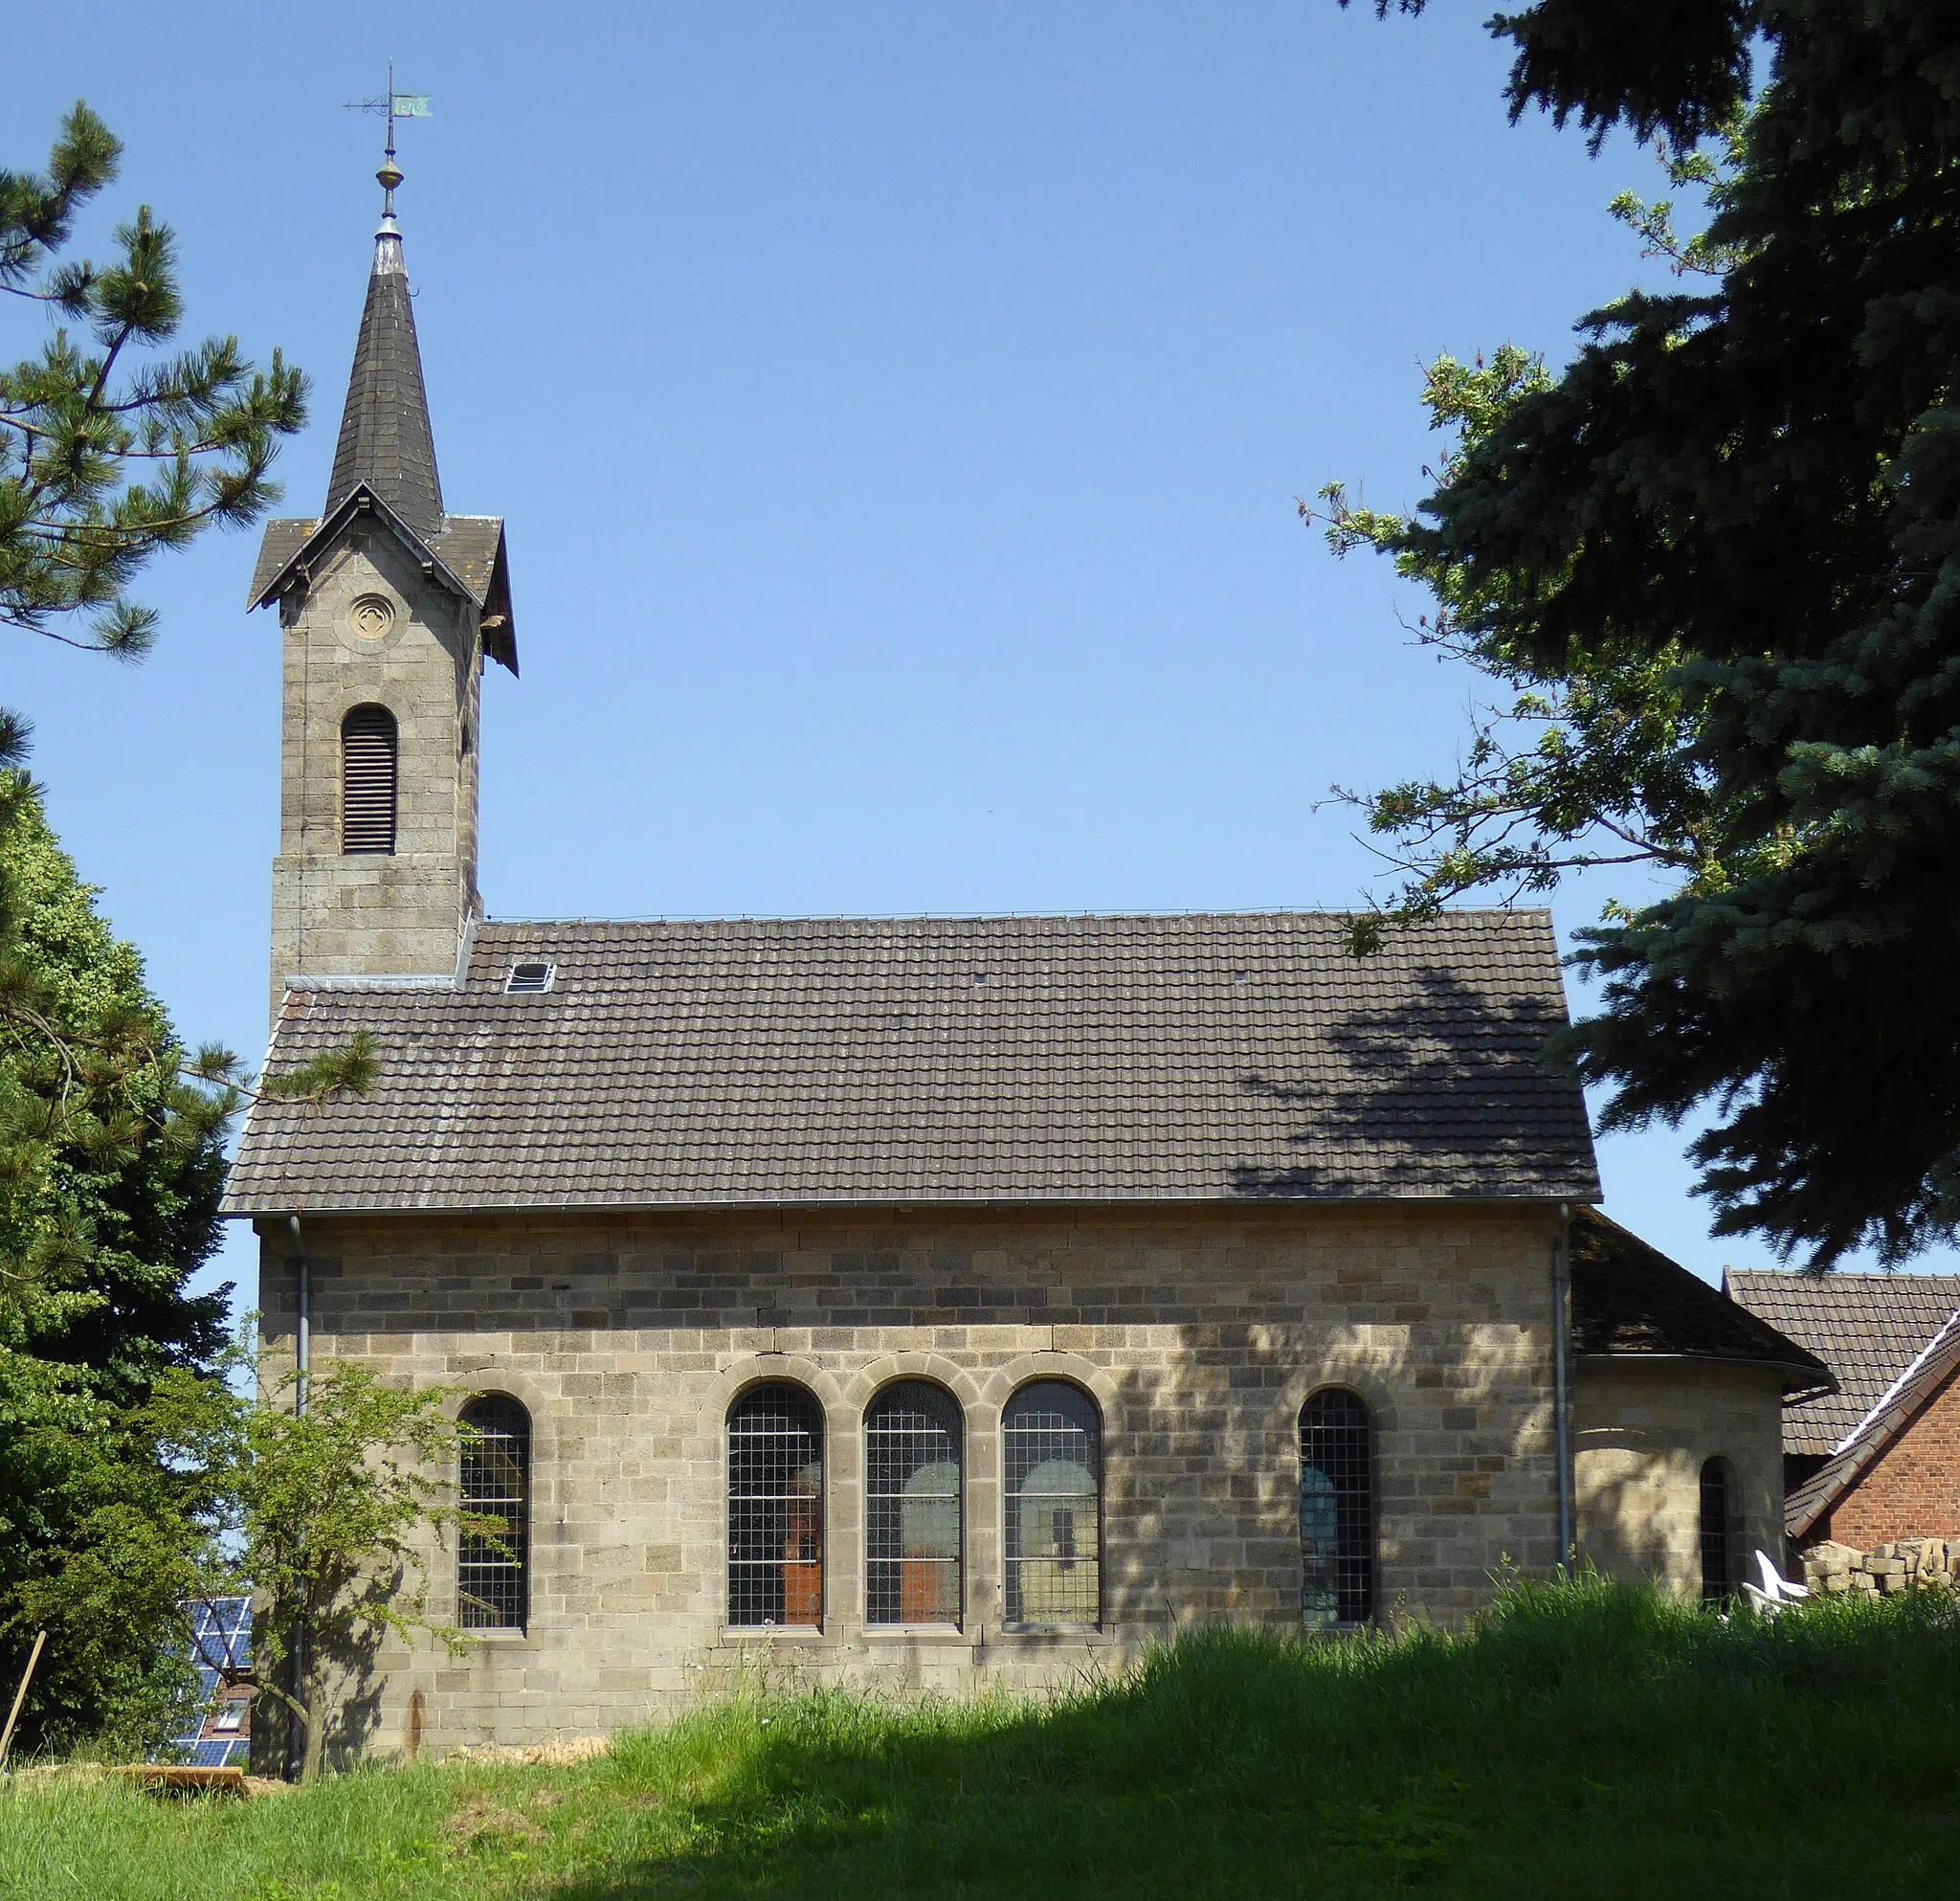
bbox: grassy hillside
[3,1578,1957,1900]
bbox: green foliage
[1324,2,1960,1265]
[1,102,306,659]
[0,777,232,1755]
[209,1361,471,1785]
[3,1579,1958,1897]
[0,772,376,1758]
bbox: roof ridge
[1832,1303,1960,1453]
[476,906,1557,928]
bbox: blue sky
[14,2,1939,1306]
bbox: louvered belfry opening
[341,704,398,855]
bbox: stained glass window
[1004,1381,1101,1627]
[727,1383,824,1627]
[1301,1389,1373,1627]
[459,1395,531,1630]
[866,1381,962,1626]
[1700,1457,1735,1606]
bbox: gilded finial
[344,60,431,237]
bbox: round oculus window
[346,593,397,641]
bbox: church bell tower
[246,140,516,1022]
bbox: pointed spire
[324,142,444,536]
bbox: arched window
[1301,1389,1373,1627]
[341,704,397,855]
[1700,1457,1736,1606]
[458,1396,530,1630]
[1004,1381,1101,1628]
[726,1383,824,1628]
[865,1381,962,1626]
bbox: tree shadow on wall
[1227,964,1590,1200]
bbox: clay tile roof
[1723,1269,1960,1456]
[220,908,1601,1217]
[1568,1211,1834,1395]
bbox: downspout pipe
[288,1214,309,1416]
[285,1212,308,1781]
[1551,1201,1573,1570]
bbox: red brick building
[1726,1273,1960,1551]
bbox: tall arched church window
[726,1383,824,1628]
[341,704,397,855]
[458,1396,530,1630]
[1301,1389,1374,1627]
[1700,1457,1736,1605]
[865,1381,962,1626]
[1003,1381,1101,1627]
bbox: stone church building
[221,169,1828,1756]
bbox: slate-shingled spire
[325,145,444,535]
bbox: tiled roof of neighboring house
[1786,1308,1960,1540]
[221,908,1601,1217]
[1723,1270,1960,1455]
[1569,1212,1835,1395]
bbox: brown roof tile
[1723,1270,1960,1456]
[221,908,1600,1216]
[1570,1213,1834,1394]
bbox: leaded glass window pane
[1301,1389,1372,1627]
[727,1382,825,1628]
[459,1396,530,1630]
[865,1381,962,1626]
[1004,1381,1101,1627]
[1700,1457,1733,1606]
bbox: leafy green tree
[0,764,377,1756]
[0,104,372,1755]
[1325,2,1960,1265]
[0,771,234,1750]
[196,1360,470,1784]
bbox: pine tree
[1325,2,1960,1265]
[2,101,305,661]
[0,104,369,1751]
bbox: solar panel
[161,1598,255,1769]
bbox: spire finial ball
[377,157,404,193]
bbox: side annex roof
[1568,1210,1835,1396]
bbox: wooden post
[0,1630,49,1772]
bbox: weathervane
[344,61,432,215]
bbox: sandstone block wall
[255,1201,1565,1756]
[1570,1358,1787,1597]
[268,520,479,1020]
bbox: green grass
[4,1577,1959,1900]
